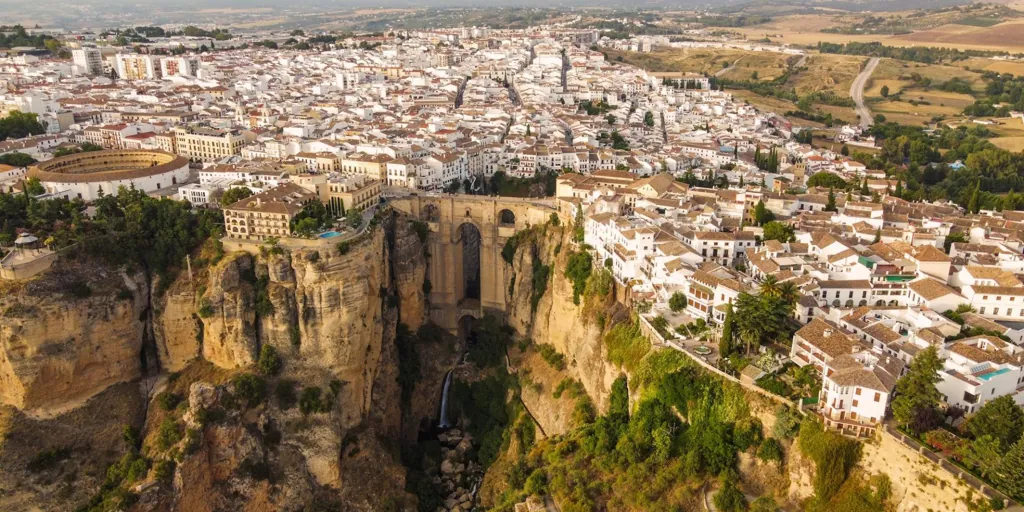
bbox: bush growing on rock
[157,391,180,411]
[257,345,281,376]
[231,373,267,408]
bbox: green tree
[257,344,281,376]
[963,435,1003,479]
[880,85,890,98]
[968,180,981,214]
[891,346,943,435]
[219,187,252,207]
[564,251,593,305]
[762,221,794,242]
[944,232,968,253]
[668,291,686,312]
[345,207,362,229]
[996,438,1024,501]
[0,111,46,141]
[720,303,735,357]
[750,496,781,512]
[291,200,331,236]
[713,473,747,512]
[806,172,848,189]
[643,111,654,127]
[752,200,774,226]
[23,177,44,195]
[965,395,1024,452]
[0,152,36,166]
[825,188,837,212]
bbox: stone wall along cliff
[0,262,148,414]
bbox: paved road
[851,57,881,129]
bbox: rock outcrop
[0,261,148,414]
[197,252,257,369]
[391,217,429,330]
[152,273,202,373]
[503,226,624,412]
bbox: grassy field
[790,54,866,96]
[718,51,795,81]
[730,14,1024,53]
[961,57,1024,76]
[991,137,1024,151]
[895,20,1024,52]
[603,47,793,78]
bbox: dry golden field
[605,48,793,78]
[790,54,866,96]
[731,15,1024,53]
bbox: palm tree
[778,282,799,311]
[759,275,780,299]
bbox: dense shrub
[231,373,267,408]
[257,344,282,376]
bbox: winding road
[851,57,881,129]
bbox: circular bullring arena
[28,149,189,201]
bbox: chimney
[823,328,833,338]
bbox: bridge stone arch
[390,194,562,331]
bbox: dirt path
[715,57,743,77]
[851,57,880,129]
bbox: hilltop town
[1,17,1024,512]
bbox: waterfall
[438,370,454,428]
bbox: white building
[72,47,103,75]
[936,336,1024,414]
[116,54,162,81]
[819,350,903,436]
[161,57,200,78]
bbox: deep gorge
[0,208,985,512]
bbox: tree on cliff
[891,345,943,435]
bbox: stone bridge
[390,194,568,332]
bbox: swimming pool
[318,231,342,239]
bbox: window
[874,392,880,402]
[855,388,861,395]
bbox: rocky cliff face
[390,218,428,330]
[0,261,148,415]
[197,252,258,370]
[152,274,202,373]
[503,225,625,412]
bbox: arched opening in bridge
[499,209,516,227]
[422,204,440,222]
[458,222,481,302]
[457,315,477,344]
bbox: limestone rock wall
[197,252,257,369]
[391,217,428,330]
[504,226,623,411]
[152,274,202,373]
[0,264,148,413]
